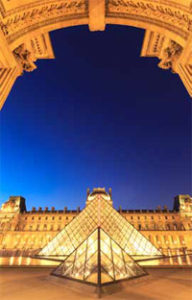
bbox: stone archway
[0,0,192,109]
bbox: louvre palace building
[0,188,192,264]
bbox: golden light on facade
[0,190,191,269]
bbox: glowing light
[10,257,14,265]
[26,257,31,265]
[18,256,22,265]
[85,271,90,277]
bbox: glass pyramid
[38,196,161,257]
[51,227,146,285]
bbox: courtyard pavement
[0,267,191,300]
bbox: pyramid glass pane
[100,229,146,283]
[39,202,98,256]
[39,197,161,257]
[52,227,147,286]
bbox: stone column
[88,0,105,31]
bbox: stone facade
[0,190,191,258]
[0,0,192,110]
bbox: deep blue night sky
[0,25,191,211]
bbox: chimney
[87,188,90,197]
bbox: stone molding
[0,0,191,108]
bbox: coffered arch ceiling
[0,0,192,109]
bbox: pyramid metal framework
[51,227,147,285]
[38,195,161,257]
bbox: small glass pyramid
[38,196,161,257]
[51,227,146,284]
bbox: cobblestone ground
[0,267,191,300]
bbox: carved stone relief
[0,0,191,108]
[13,43,37,72]
[158,40,183,72]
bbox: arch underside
[0,0,192,109]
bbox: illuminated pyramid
[52,227,146,291]
[38,188,161,258]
